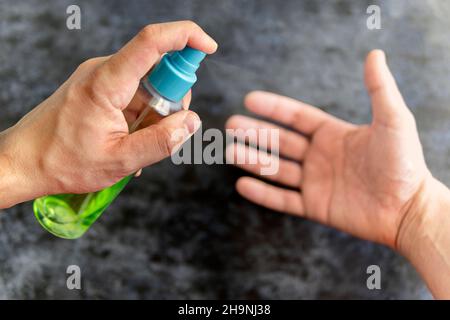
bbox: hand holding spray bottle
[33,46,208,239]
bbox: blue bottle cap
[148,46,207,102]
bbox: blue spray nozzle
[148,46,207,102]
[178,46,207,66]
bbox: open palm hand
[226,50,430,248]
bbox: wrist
[396,174,450,298]
[0,130,18,208]
[0,129,41,208]
[396,175,438,256]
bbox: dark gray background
[1,0,449,299]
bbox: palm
[226,51,429,248]
[303,115,426,246]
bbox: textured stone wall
[1,0,449,299]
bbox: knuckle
[76,57,103,73]
[79,68,108,105]
[81,58,97,68]
[88,66,104,83]
[64,82,82,104]
[138,24,162,42]
[81,80,101,105]
[180,20,201,40]
[75,62,127,109]
[181,20,199,30]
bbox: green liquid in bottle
[34,175,133,239]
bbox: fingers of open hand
[225,112,306,214]
[226,115,309,161]
[244,90,333,136]
[226,92,327,217]
[226,143,302,188]
[73,56,110,76]
[236,177,305,216]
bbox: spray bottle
[33,46,207,239]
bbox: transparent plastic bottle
[33,46,207,239]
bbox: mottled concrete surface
[0,0,449,299]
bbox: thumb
[364,50,413,128]
[115,110,201,173]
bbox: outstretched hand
[226,50,430,250]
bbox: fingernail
[184,112,201,134]
[378,49,386,63]
[212,39,219,51]
[206,34,219,52]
